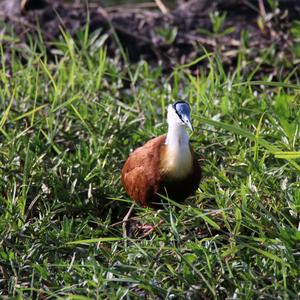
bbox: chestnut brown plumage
[121,101,201,208]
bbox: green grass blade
[14,104,48,121]
[254,112,265,161]
[67,237,124,245]
[274,152,300,159]
[247,245,287,265]
[232,80,300,90]
[190,208,221,230]
[0,89,14,133]
[175,52,213,70]
[194,116,300,171]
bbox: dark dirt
[1,0,300,72]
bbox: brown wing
[121,135,166,207]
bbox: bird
[121,101,201,209]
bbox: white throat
[166,122,190,149]
[163,109,192,178]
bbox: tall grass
[0,26,299,299]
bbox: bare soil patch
[1,0,300,72]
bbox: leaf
[279,118,297,142]
[273,94,297,141]
[274,94,291,119]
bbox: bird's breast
[160,143,193,179]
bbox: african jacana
[122,101,201,208]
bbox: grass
[0,23,300,299]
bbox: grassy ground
[0,24,300,299]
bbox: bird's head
[167,101,193,131]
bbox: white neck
[166,122,190,150]
[163,121,192,178]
